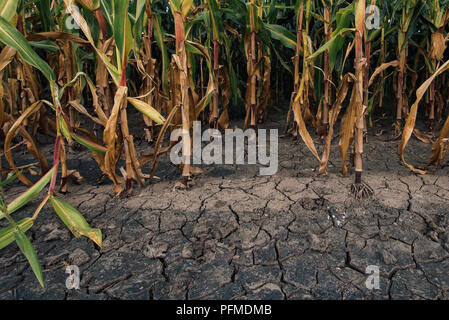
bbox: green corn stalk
[394,0,421,136]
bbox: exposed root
[350,181,374,200]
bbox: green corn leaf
[70,132,107,154]
[76,0,100,11]
[207,0,224,43]
[264,23,297,50]
[36,0,54,31]
[0,170,21,188]
[153,14,169,94]
[50,196,102,247]
[170,0,182,12]
[99,0,113,29]
[59,115,73,145]
[14,228,44,288]
[272,45,292,74]
[1,166,57,220]
[59,112,106,153]
[0,218,34,250]
[114,0,132,74]
[0,16,55,82]
[307,28,355,61]
[130,0,146,51]
[328,2,355,73]
[129,0,145,24]
[0,0,18,23]
[29,40,59,52]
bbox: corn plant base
[173,177,195,191]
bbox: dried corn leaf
[368,60,399,87]
[4,101,47,186]
[399,59,449,174]
[319,74,354,175]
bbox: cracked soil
[2,113,449,300]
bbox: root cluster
[350,182,374,200]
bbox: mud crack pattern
[1,117,449,300]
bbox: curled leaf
[399,59,449,174]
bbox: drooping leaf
[0,16,55,82]
[64,0,120,86]
[50,196,102,247]
[399,59,449,174]
[14,229,44,288]
[127,97,166,125]
[264,23,296,50]
[307,28,356,61]
[71,132,107,154]
[1,166,56,221]
[4,101,48,186]
[0,218,34,250]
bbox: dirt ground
[1,112,449,300]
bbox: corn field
[1,0,449,288]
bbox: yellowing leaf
[399,59,449,174]
[181,0,194,19]
[127,97,166,125]
[50,195,102,247]
[0,0,18,23]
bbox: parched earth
[1,114,449,300]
